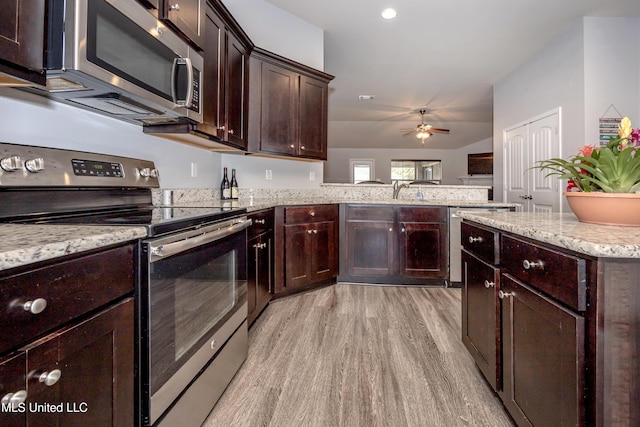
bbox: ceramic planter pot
[565,191,640,226]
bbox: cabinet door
[399,221,448,279]
[0,353,26,427]
[346,221,395,277]
[258,63,298,155]
[161,0,205,49]
[461,250,499,391]
[198,6,225,139]
[248,233,272,325]
[224,32,249,149]
[0,0,45,85]
[500,275,584,427]
[25,298,134,427]
[298,75,328,159]
[310,220,337,280]
[283,223,312,289]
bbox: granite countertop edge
[0,225,148,272]
[456,211,640,258]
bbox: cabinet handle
[522,259,544,270]
[468,236,483,243]
[35,369,62,387]
[169,3,180,11]
[309,211,315,216]
[1,390,27,410]
[307,230,313,234]
[21,298,48,314]
[484,280,495,288]
[254,219,265,224]
[218,125,225,131]
[300,145,305,150]
[290,144,295,149]
[389,228,393,232]
[498,290,514,299]
[313,229,318,234]
[229,129,234,135]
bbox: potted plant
[535,117,640,225]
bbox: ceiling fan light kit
[404,109,450,144]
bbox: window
[350,159,375,183]
[391,159,442,184]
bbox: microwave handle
[171,57,194,108]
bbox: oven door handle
[149,218,252,262]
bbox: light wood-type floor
[203,284,515,427]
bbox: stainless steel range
[0,142,250,426]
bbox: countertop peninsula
[456,210,640,258]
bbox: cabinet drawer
[346,205,394,221]
[398,206,447,222]
[248,208,274,239]
[501,235,586,312]
[462,222,499,265]
[285,204,338,223]
[0,244,135,354]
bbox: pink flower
[578,145,597,157]
[630,129,640,145]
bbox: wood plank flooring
[202,284,514,427]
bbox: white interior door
[503,110,562,212]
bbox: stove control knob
[0,155,22,172]
[150,169,159,178]
[139,168,151,177]
[25,157,45,173]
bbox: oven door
[141,216,250,425]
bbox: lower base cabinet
[248,209,274,325]
[0,298,134,427]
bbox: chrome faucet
[392,181,410,199]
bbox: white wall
[221,0,324,70]
[324,138,493,184]
[221,153,323,189]
[493,17,640,203]
[0,87,222,188]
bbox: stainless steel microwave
[29,0,203,125]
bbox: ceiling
[265,0,640,150]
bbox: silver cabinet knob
[312,229,318,234]
[522,259,543,270]
[309,211,315,216]
[300,145,305,150]
[290,144,295,149]
[468,236,483,243]
[0,155,22,172]
[1,390,27,409]
[307,229,313,234]
[498,290,514,299]
[169,3,180,11]
[23,298,48,314]
[389,228,393,232]
[38,369,62,386]
[228,129,234,135]
[484,280,495,288]
[254,219,265,224]
[25,157,45,173]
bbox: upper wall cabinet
[137,0,205,50]
[0,0,46,85]
[195,0,252,149]
[248,48,334,161]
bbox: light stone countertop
[0,224,147,272]
[456,211,640,258]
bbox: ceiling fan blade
[402,129,418,136]
[429,128,450,134]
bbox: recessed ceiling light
[358,95,375,100]
[381,8,397,20]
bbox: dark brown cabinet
[0,0,46,85]
[195,1,251,149]
[248,48,333,160]
[500,275,584,427]
[340,205,448,284]
[461,222,501,391]
[159,0,205,50]
[247,209,274,325]
[275,205,339,295]
[0,244,135,427]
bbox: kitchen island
[457,210,640,426]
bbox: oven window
[148,231,246,395]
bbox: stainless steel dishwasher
[449,207,512,284]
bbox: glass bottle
[221,167,231,200]
[230,169,239,200]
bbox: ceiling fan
[402,109,450,143]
